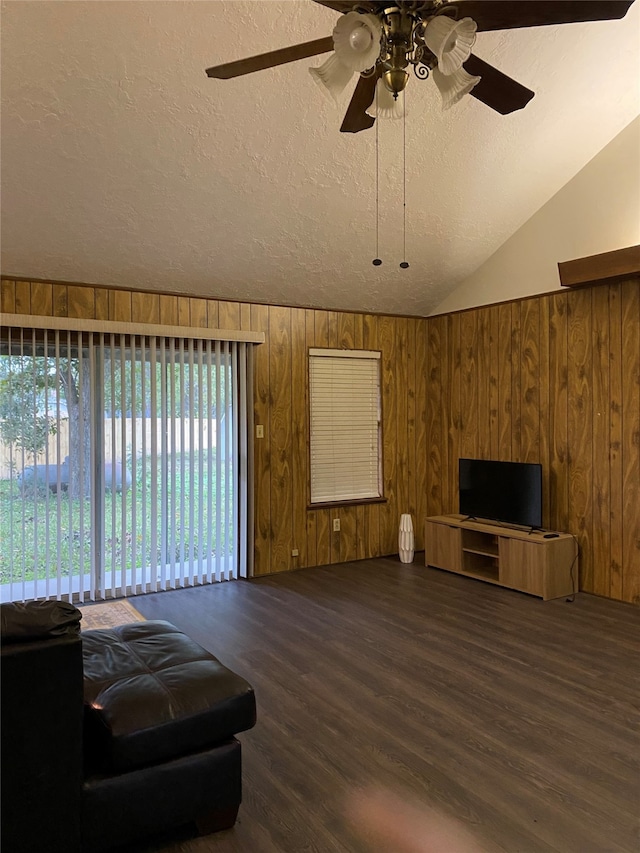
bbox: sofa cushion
[82,620,256,773]
[1,600,81,644]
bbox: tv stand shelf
[425,515,578,600]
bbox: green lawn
[0,454,232,586]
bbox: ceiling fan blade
[453,1,634,31]
[206,36,334,79]
[340,74,378,133]
[464,54,534,114]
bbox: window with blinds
[0,321,257,603]
[309,348,382,504]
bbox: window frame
[307,347,384,509]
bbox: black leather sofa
[0,600,256,853]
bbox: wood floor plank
[131,559,640,853]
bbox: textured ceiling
[1,0,639,316]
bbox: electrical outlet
[291,549,299,557]
[256,424,264,439]
[333,518,341,532]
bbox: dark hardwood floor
[130,556,640,853]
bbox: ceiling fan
[206,1,635,132]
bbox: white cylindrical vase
[398,513,415,563]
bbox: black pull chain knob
[400,262,409,269]
[372,258,382,266]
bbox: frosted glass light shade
[424,16,477,75]
[366,79,405,119]
[309,53,354,103]
[432,66,480,109]
[333,12,382,72]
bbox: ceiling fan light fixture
[366,78,405,119]
[309,53,354,103]
[383,68,409,97]
[432,65,481,109]
[332,12,382,72]
[424,16,477,75]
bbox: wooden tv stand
[424,515,578,600]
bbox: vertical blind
[309,348,382,503]
[0,325,254,603]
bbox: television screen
[459,458,542,529]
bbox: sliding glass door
[0,327,251,602]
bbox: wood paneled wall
[0,279,428,576]
[3,276,638,602]
[252,307,428,574]
[425,279,640,604]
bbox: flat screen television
[459,458,543,529]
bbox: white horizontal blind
[0,327,252,603]
[309,348,381,504]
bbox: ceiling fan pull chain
[372,87,382,267]
[400,90,410,270]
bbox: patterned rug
[79,599,145,631]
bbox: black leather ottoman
[81,620,256,852]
